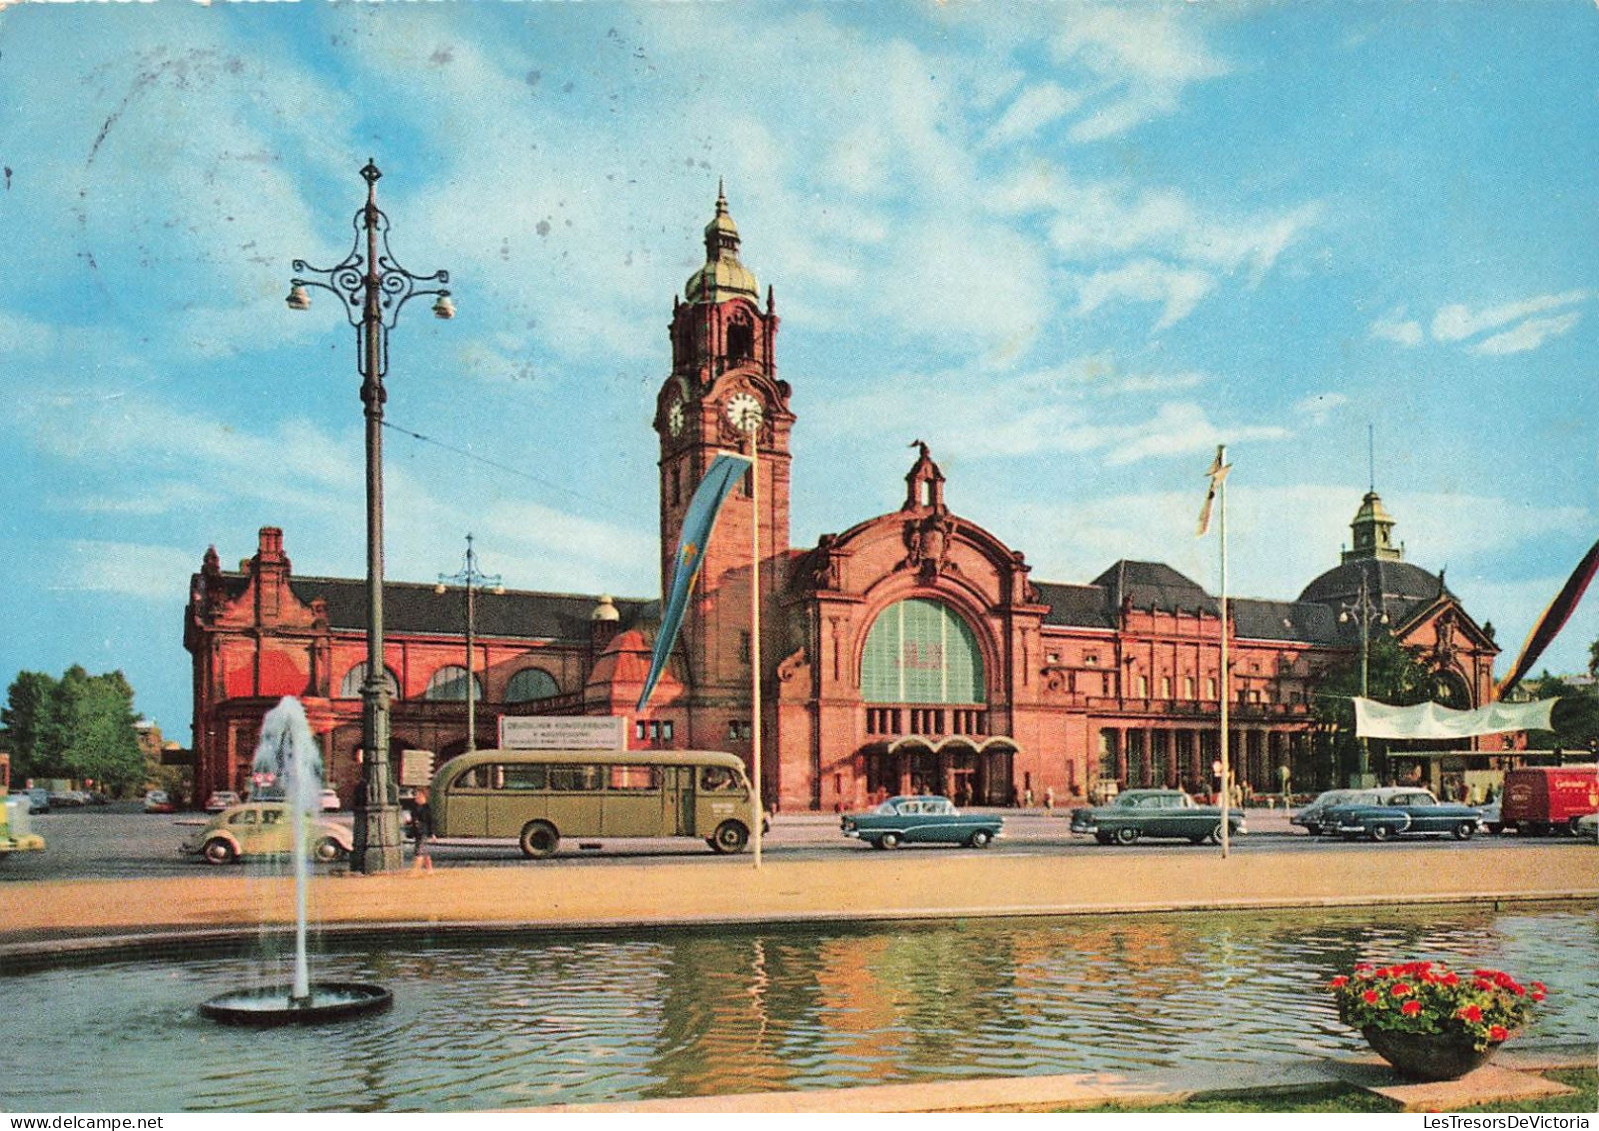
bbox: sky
[1,2,1595,742]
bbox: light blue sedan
[841,795,1003,849]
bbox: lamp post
[436,534,504,754]
[1339,572,1388,788]
[287,159,453,873]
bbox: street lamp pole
[287,159,453,873]
[436,534,504,754]
[1340,572,1388,788]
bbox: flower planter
[1363,1026,1498,1082]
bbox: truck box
[1500,765,1599,835]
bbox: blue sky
[1,3,1595,740]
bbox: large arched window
[338,661,400,700]
[424,665,482,702]
[861,598,984,703]
[505,667,560,703]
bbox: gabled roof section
[1230,598,1340,645]
[281,575,654,641]
[1092,560,1220,616]
[1033,581,1117,629]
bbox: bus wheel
[519,821,559,859]
[710,820,749,854]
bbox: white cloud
[58,541,198,602]
[1430,291,1587,344]
[987,82,1084,146]
[1076,259,1214,330]
[1471,311,1584,356]
[1293,392,1350,425]
[1370,312,1424,347]
[1049,7,1231,141]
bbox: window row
[336,662,562,702]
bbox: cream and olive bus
[429,748,760,858]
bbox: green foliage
[2,666,145,793]
[1,670,57,781]
[1523,671,1599,755]
[1311,632,1436,781]
[1331,962,1542,1052]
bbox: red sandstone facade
[186,194,1502,810]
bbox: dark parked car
[1323,789,1482,841]
[1070,788,1247,845]
[841,795,1002,849]
[1292,787,1405,834]
[24,788,49,814]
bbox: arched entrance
[866,735,1015,806]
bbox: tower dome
[684,181,759,304]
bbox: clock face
[667,399,685,437]
[726,392,763,433]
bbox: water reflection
[2,903,1593,1111]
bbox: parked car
[204,790,242,813]
[47,789,88,808]
[1499,765,1599,837]
[841,795,1003,849]
[24,787,49,814]
[1292,787,1407,834]
[1478,800,1503,835]
[1323,789,1481,841]
[319,788,341,812]
[180,802,353,865]
[143,789,175,814]
[1574,812,1598,842]
[1069,789,1247,845]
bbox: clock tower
[653,185,792,753]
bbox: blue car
[1323,788,1482,841]
[841,795,1002,849]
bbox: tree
[1,670,59,782]
[1588,636,1598,680]
[1311,632,1436,786]
[2,665,145,794]
[1523,672,1599,755]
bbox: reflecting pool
[3,902,1594,1111]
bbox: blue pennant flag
[636,452,752,713]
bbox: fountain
[200,696,392,1026]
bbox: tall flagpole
[1218,445,1231,860]
[749,424,763,869]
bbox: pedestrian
[1044,787,1055,810]
[410,787,434,874]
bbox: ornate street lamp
[1339,572,1389,787]
[436,534,504,754]
[287,159,453,873]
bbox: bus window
[499,763,546,791]
[549,764,604,792]
[700,766,739,792]
[609,765,660,791]
[453,766,488,790]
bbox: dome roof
[1297,557,1450,620]
[684,182,759,304]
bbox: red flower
[1441,972,1460,986]
[1474,969,1497,979]
[1510,983,1525,997]
[1474,979,1496,991]
[1488,1025,1509,1042]
[1355,963,1373,973]
[1494,972,1516,988]
[1390,983,1413,997]
[1330,975,1350,988]
[1531,982,1547,994]
[1532,990,1546,1002]
[1401,1000,1422,1016]
[1457,1005,1483,1023]
[1363,990,1381,1005]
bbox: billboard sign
[498,716,627,751]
